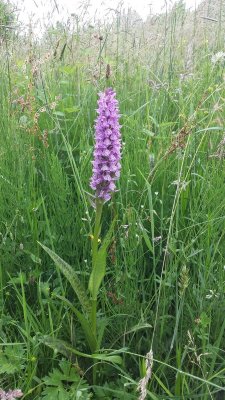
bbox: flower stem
[91,200,103,279]
[91,199,103,336]
[91,199,103,385]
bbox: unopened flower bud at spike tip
[90,88,121,202]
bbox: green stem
[91,199,103,336]
[91,299,97,336]
[92,200,103,271]
[91,199,103,385]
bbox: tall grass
[0,0,225,398]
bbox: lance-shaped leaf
[38,243,91,313]
[56,295,97,352]
[42,336,122,365]
[88,218,116,301]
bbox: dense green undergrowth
[0,0,225,398]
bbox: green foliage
[1,1,225,398]
[0,345,25,374]
[55,295,97,352]
[41,360,92,400]
[89,218,116,301]
[38,243,91,313]
[42,336,123,365]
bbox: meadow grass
[0,0,225,398]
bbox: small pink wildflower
[0,389,23,400]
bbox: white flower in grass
[211,51,225,65]
[206,289,219,299]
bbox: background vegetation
[0,0,225,398]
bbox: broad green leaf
[38,243,91,313]
[43,337,122,365]
[92,353,123,365]
[42,360,91,400]
[43,360,80,386]
[42,337,88,361]
[88,218,116,300]
[88,246,107,301]
[97,318,108,349]
[56,295,97,352]
[41,386,67,400]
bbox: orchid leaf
[88,217,116,301]
[38,243,91,313]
